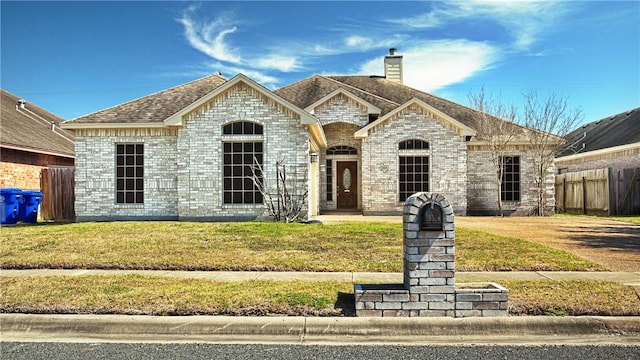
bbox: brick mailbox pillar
[354,192,508,317]
[402,192,456,316]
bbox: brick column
[402,192,455,316]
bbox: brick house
[555,108,639,215]
[1,89,75,190]
[556,107,640,174]
[61,51,554,221]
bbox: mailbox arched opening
[420,201,443,231]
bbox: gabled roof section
[303,88,381,115]
[274,75,399,114]
[1,89,75,157]
[164,73,318,126]
[277,75,524,136]
[165,73,327,148]
[559,107,640,157]
[61,73,227,128]
[354,98,476,139]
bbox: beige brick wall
[313,93,369,128]
[176,82,310,220]
[0,162,42,190]
[74,128,179,221]
[73,83,311,221]
[467,145,555,215]
[360,105,468,215]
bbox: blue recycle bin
[19,190,43,223]
[1,188,22,225]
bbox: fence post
[582,176,587,215]
[562,177,566,214]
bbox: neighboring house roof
[63,73,227,125]
[274,75,525,138]
[1,89,75,158]
[559,107,640,157]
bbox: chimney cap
[389,48,397,55]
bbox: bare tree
[469,88,519,216]
[251,155,308,223]
[521,91,583,215]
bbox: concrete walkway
[2,269,640,286]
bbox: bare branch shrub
[521,91,583,215]
[251,155,308,223]
[469,88,519,216]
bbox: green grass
[455,228,601,271]
[0,221,603,271]
[503,280,640,316]
[1,276,637,316]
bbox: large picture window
[399,156,429,202]
[501,156,520,202]
[398,139,429,202]
[223,122,264,204]
[116,143,144,204]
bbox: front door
[336,161,357,209]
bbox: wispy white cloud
[388,0,569,51]
[177,6,301,83]
[174,2,571,93]
[177,6,241,63]
[359,40,501,92]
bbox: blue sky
[1,1,638,125]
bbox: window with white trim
[222,121,264,204]
[501,156,520,202]
[115,143,144,204]
[398,139,429,202]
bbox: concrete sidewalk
[2,269,640,286]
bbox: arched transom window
[326,145,357,155]
[399,139,429,150]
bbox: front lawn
[1,276,637,316]
[0,221,602,271]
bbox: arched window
[326,145,357,155]
[222,121,263,204]
[399,139,429,150]
[398,139,429,202]
[223,121,263,135]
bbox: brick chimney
[384,48,403,84]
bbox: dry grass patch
[503,280,640,316]
[0,275,352,316]
[2,276,637,316]
[1,221,601,271]
[0,222,402,272]
[456,229,603,271]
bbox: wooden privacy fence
[40,166,75,221]
[555,167,640,216]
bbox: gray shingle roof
[275,75,524,134]
[1,89,75,157]
[64,73,227,124]
[560,107,640,156]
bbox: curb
[2,314,639,343]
